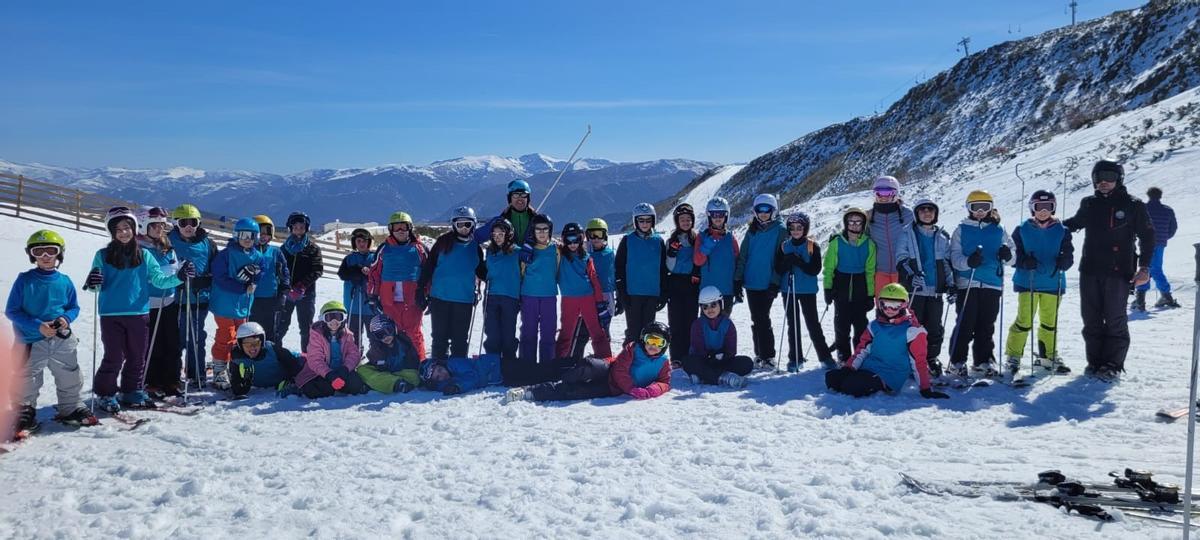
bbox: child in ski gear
[1135,186,1179,309]
[338,228,376,345]
[682,287,753,388]
[570,218,618,359]
[735,193,786,369]
[867,176,915,294]
[209,217,266,390]
[895,197,956,378]
[554,222,613,360]
[475,218,522,380]
[168,203,218,387]
[278,211,324,351]
[367,211,428,359]
[775,212,834,370]
[137,207,186,398]
[615,202,668,344]
[282,301,367,398]
[249,215,290,343]
[1063,160,1154,381]
[826,284,946,399]
[1004,191,1074,379]
[475,179,545,247]
[419,353,503,395]
[504,322,672,403]
[519,214,559,366]
[420,206,484,360]
[824,207,876,363]
[664,204,700,364]
[228,322,296,398]
[85,207,188,412]
[358,314,420,393]
[948,190,1015,379]
[694,197,739,312]
[7,230,95,432]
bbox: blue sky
[1,0,1145,172]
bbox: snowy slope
[2,96,1199,538]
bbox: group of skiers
[5,158,1175,437]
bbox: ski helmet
[388,211,413,226]
[842,207,867,230]
[233,217,259,233]
[673,203,695,227]
[965,190,994,213]
[785,212,810,233]
[369,314,397,340]
[286,211,310,230]
[1091,159,1124,186]
[492,218,516,245]
[350,228,374,249]
[912,197,939,224]
[698,285,723,307]
[449,206,477,226]
[561,222,584,244]
[236,322,266,341]
[420,358,450,382]
[640,321,671,354]
[877,283,910,316]
[320,300,347,315]
[253,215,274,229]
[531,213,554,236]
[706,197,730,215]
[105,206,138,236]
[507,179,532,199]
[171,203,201,220]
[1029,190,1057,215]
[632,202,656,223]
[26,229,65,263]
[872,175,901,193]
[585,218,608,233]
[752,193,778,216]
[137,206,171,236]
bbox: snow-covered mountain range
[0,153,706,227]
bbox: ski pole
[90,290,99,414]
[947,264,979,370]
[1028,272,1037,379]
[477,282,489,357]
[187,277,204,391]
[144,290,168,385]
[466,281,480,356]
[792,272,802,366]
[997,262,1005,371]
[1050,270,1065,377]
[805,303,830,360]
[183,287,191,402]
[535,125,592,213]
[776,278,787,374]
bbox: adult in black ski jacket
[1062,160,1154,378]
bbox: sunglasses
[708,212,727,219]
[30,245,61,258]
[588,232,607,240]
[968,202,993,213]
[564,235,581,244]
[323,311,346,322]
[754,204,774,214]
[642,333,668,349]
[701,301,721,310]
[1093,171,1121,184]
[1032,202,1056,213]
[635,217,655,224]
[874,188,898,197]
[880,300,905,311]
[510,192,530,199]
[238,336,263,348]
[534,226,551,234]
[846,219,864,226]
[177,218,200,228]
[234,231,256,241]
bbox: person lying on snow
[228,322,296,399]
[502,321,673,404]
[358,314,421,394]
[418,353,503,396]
[825,283,948,399]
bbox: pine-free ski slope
[0,101,1198,539]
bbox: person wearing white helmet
[894,197,956,378]
[735,193,787,369]
[615,202,668,345]
[419,206,484,360]
[866,175,915,295]
[681,286,753,388]
[694,197,739,312]
[228,321,299,399]
[136,206,186,399]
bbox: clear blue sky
[1,0,1145,172]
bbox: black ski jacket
[1063,185,1155,280]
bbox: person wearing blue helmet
[208,217,267,390]
[474,179,545,248]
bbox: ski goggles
[879,299,905,311]
[371,328,395,340]
[564,234,582,244]
[1032,201,1056,213]
[588,231,607,240]
[701,300,722,310]
[845,217,865,226]
[509,192,530,199]
[323,311,346,322]
[390,222,412,233]
[238,336,263,349]
[1093,170,1121,184]
[234,230,257,241]
[533,225,552,234]
[642,333,668,349]
[29,245,61,258]
[874,188,898,198]
[176,218,200,229]
[753,204,774,214]
[453,220,475,230]
[634,216,655,224]
[967,202,993,213]
[707,211,727,219]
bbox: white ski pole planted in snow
[1185,243,1200,538]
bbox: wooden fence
[0,171,351,276]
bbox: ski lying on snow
[1156,401,1200,421]
[102,411,151,429]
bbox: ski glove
[1017,254,1039,270]
[1055,254,1072,272]
[518,244,535,264]
[84,268,104,290]
[920,388,949,399]
[237,264,261,284]
[824,289,834,306]
[330,377,346,391]
[655,298,667,312]
[732,281,744,305]
[176,260,196,280]
[966,248,983,269]
[415,289,430,310]
[286,286,306,303]
[945,289,957,305]
[997,245,1013,263]
[667,239,682,257]
[628,387,652,400]
[910,274,925,291]
[698,234,717,256]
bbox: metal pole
[535,125,592,213]
[1015,163,1025,210]
[90,291,99,413]
[1184,243,1200,538]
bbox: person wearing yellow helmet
[948,189,1014,381]
[369,210,429,360]
[826,283,947,399]
[8,229,98,432]
[167,203,219,387]
[247,215,290,345]
[823,207,877,364]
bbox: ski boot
[94,395,121,413]
[718,372,746,389]
[54,407,99,427]
[275,381,299,398]
[786,358,804,373]
[688,373,703,385]
[502,387,532,405]
[927,358,944,379]
[1131,290,1147,312]
[1034,356,1071,374]
[1156,292,1181,309]
[15,405,38,434]
[1002,356,1023,384]
[755,357,776,371]
[818,352,838,371]
[947,362,969,378]
[211,362,232,390]
[120,390,158,410]
[970,362,999,379]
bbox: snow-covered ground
[2,92,1199,537]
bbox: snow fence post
[1186,242,1200,539]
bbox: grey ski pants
[20,335,84,415]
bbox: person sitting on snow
[228,322,296,399]
[278,301,368,398]
[418,354,503,396]
[825,283,948,399]
[681,286,753,389]
[357,314,421,394]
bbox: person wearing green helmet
[7,229,97,434]
[167,203,218,387]
[207,217,266,391]
[367,210,429,360]
[826,283,947,399]
[279,300,368,398]
[570,217,617,359]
